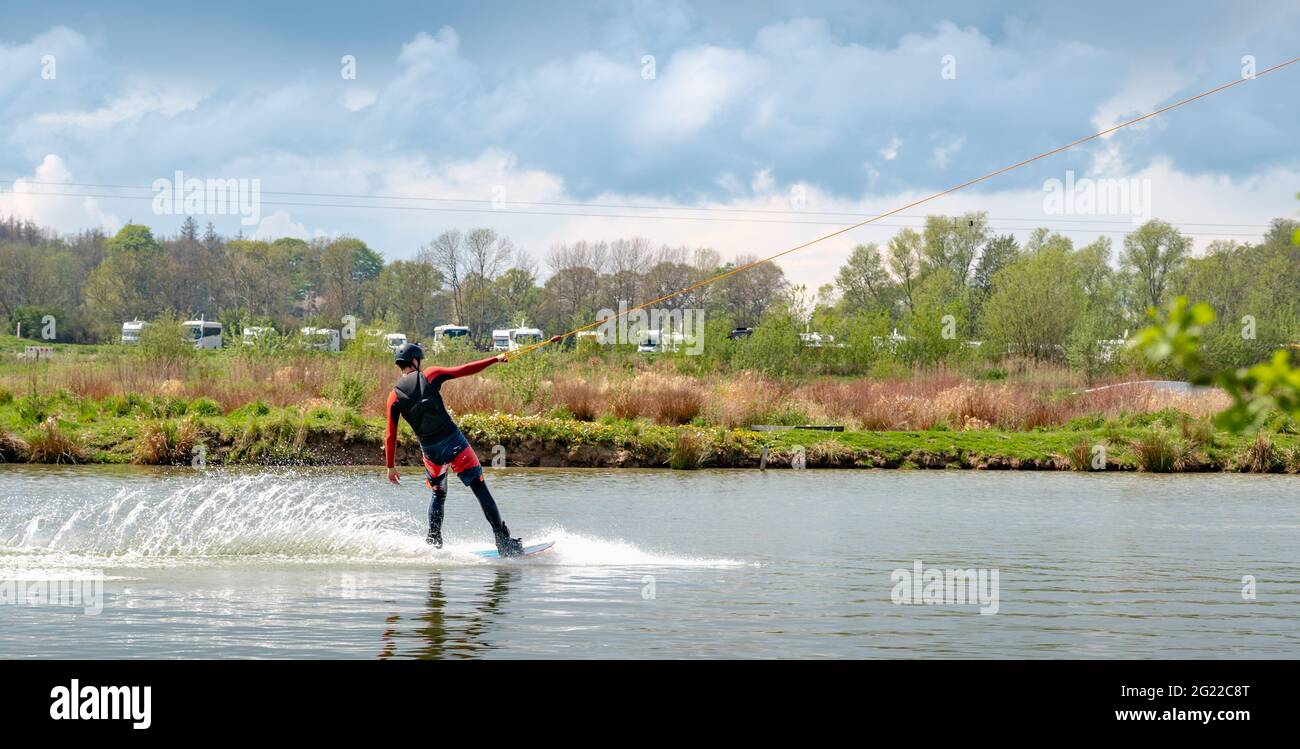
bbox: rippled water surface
[1,465,1296,658]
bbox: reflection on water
[380,569,516,660]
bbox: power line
[0,178,1279,230]
[507,55,1300,358]
[0,187,1272,239]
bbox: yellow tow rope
[508,56,1300,360]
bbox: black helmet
[394,342,424,366]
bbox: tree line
[0,215,786,348]
[2,210,1296,379]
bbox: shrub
[26,418,86,464]
[226,411,311,464]
[1236,434,1280,473]
[648,378,705,425]
[133,419,203,465]
[16,394,49,426]
[1065,437,1095,471]
[1284,446,1300,474]
[1179,417,1215,450]
[0,429,30,462]
[230,401,272,418]
[137,314,195,363]
[188,397,223,417]
[334,374,367,410]
[669,429,711,469]
[1131,429,1196,472]
[551,378,602,421]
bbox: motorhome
[799,332,834,348]
[872,328,908,354]
[492,327,544,352]
[384,333,408,352]
[121,320,148,345]
[300,327,342,352]
[432,325,471,349]
[637,329,685,353]
[510,327,542,350]
[242,326,275,346]
[182,319,223,349]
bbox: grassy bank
[2,392,1298,472]
[2,336,1298,472]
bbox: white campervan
[300,327,342,352]
[182,319,223,349]
[242,326,275,346]
[384,333,408,352]
[121,320,148,345]
[493,327,543,352]
[636,329,685,353]
[433,324,471,348]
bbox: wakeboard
[474,540,556,559]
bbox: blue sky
[1,0,1297,287]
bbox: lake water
[1,465,1296,659]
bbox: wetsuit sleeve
[422,355,498,382]
[384,390,399,468]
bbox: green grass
[2,390,1297,470]
[1,342,1297,470]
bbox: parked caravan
[121,320,148,345]
[300,327,342,352]
[182,319,223,349]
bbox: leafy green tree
[835,243,895,314]
[922,212,989,287]
[900,270,971,366]
[372,259,447,338]
[732,302,803,377]
[1121,220,1191,317]
[980,246,1082,361]
[83,224,168,334]
[886,228,924,313]
[1131,297,1300,433]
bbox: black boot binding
[494,524,525,557]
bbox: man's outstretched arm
[422,355,501,382]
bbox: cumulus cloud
[1,4,1296,289]
[35,89,201,128]
[341,88,378,112]
[930,136,965,169]
[0,154,120,233]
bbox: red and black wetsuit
[384,355,498,482]
[385,355,512,546]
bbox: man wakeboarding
[384,340,552,557]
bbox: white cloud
[879,136,902,161]
[35,89,201,128]
[1090,67,1189,134]
[342,88,378,112]
[0,154,120,233]
[930,136,965,168]
[635,45,764,140]
[253,210,311,241]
